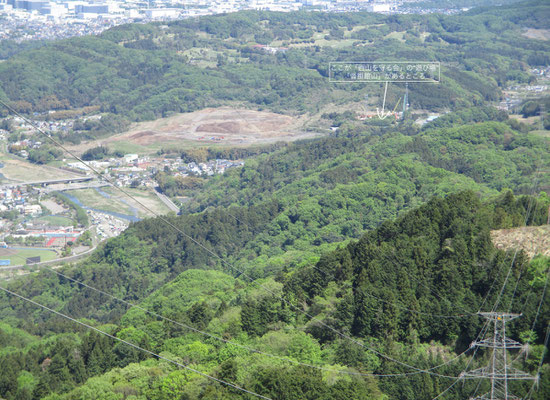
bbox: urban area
[0,0,468,42]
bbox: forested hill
[0,105,549,399]
[0,0,549,131]
[0,2,548,398]
[0,191,548,399]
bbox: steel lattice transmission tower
[461,313,538,400]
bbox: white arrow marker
[376,81,392,120]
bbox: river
[61,191,140,222]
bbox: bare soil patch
[522,28,550,41]
[40,199,68,214]
[491,225,550,259]
[72,107,319,154]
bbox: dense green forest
[0,0,549,136]
[0,1,549,399]
[0,112,549,399]
[0,191,548,399]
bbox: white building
[23,204,42,215]
[124,153,138,164]
[145,8,180,18]
[367,3,390,13]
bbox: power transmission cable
[524,260,550,353]
[476,157,545,315]
[224,210,477,319]
[431,160,547,399]
[312,252,477,319]
[491,181,540,314]
[431,376,463,400]
[360,290,473,319]
[0,284,273,400]
[505,171,544,314]
[8,248,469,379]
[525,321,550,400]
[0,100,464,377]
[7,100,547,382]
[470,378,483,399]
[507,235,546,317]
[253,209,491,321]
[504,135,550,322]
[284,257,472,319]
[431,316,494,400]
[386,252,480,317]
[516,237,546,316]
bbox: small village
[0,112,246,268]
[0,150,245,266]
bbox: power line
[0,284,272,400]
[233,201,480,319]
[458,160,546,400]
[8,249,468,379]
[431,314,494,400]
[430,152,547,400]
[310,252,477,319]
[0,99,465,377]
[525,321,550,400]
[227,211,477,320]
[461,312,538,400]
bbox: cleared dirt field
[40,199,69,215]
[491,225,550,259]
[71,107,321,154]
[522,28,550,41]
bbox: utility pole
[402,82,408,116]
[461,312,538,399]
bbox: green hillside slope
[0,1,548,132]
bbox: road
[40,181,110,193]
[0,176,93,189]
[153,186,180,213]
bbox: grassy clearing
[65,188,132,214]
[531,129,550,138]
[0,155,78,182]
[0,248,58,266]
[385,31,406,42]
[108,138,212,155]
[107,141,152,154]
[66,187,171,218]
[102,187,172,217]
[35,215,75,226]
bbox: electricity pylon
[461,312,538,400]
[402,82,408,115]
